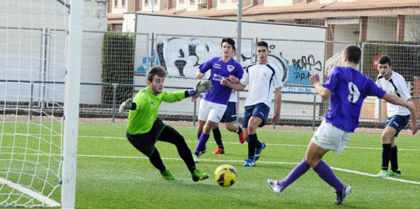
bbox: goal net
[0,0,80,207]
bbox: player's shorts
[242,103,270,128]
[126,118,167,156]
[220,102,237,123]
[198,99,228,123]
[385,115,410,137]
[310,120,351,154]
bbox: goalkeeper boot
[192,169,209,182]
[254,142,266,162]
[335,184,352,205]
[389,169,402,177]
[160,169,175,181]
[375,170,389,178]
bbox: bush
[102,33,135,107]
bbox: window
[122,0,125,6]
[114,0,118,6]
[179,0,184,4]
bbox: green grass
[2,122,420,208]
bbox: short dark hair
[257,41,269,49]
[344,45,361,64]
[378,55,392,66]
[221,38,236,50]
[146,65,167,82]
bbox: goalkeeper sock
[314,160,343,192]
[212,128,224,149]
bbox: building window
[179,0,184,4]
[220,0,226,3]
[145,0,149,6]
[114,0,118,6]
[122,0,125,6]
[190,0,195,5]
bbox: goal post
[61,0,83,209]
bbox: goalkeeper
[119,65,212,182]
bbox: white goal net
[0,0,80,207]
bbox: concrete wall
[0,0,107,104]
[366,17,397,41]
[405,15,420,42]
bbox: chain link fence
[1,28,419,129]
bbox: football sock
[382,144,392,170]
[212,128,224,149]
[391,145,398,171]
[313,160,344,192]
[194,133,210,156]
[279,158,310,189]
[248,134,257,160]
[148,149,165,171]
[236,126,243,134]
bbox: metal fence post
[29,82,34,120]
[112,83,117,123]
[312,93,317,130]
[378,98,382,122]
[193,98,197,126]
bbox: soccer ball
[214,164,237,187]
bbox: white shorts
[311,120,351,154]
[198,100,227,123]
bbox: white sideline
[77,136,420,151]
[77,154,420,185]
[0,177,60,207]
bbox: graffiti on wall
[136,37,323,91]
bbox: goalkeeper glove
[119,98,133,113]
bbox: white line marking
[77,136,420,151]
[0,177,60,207]
[76,154,420,185]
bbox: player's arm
[272,87,281,124]
[119,96,146,113]
[162,80,212,103]
[382,94,418,134]
[197,58,214,79]
[309,73,331,99]
[220,78,246,90]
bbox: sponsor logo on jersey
[227,65,235,72]
[213,63,222,69]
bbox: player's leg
[388,115,409,176]
[126,132,173,180]
[158,125,209,181]
[224,102,245,144]
[196,99,211,155]
[247,116,264,162]
[242,105,256,167]
[212,124,225,154]
[194,102,226,161]
[248,103,270,162]
[377,126,397,177]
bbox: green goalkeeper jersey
[127,87,186,135]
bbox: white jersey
[228,92,238,102]
[240,63,283,107]
[376,71,411,117]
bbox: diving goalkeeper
[119,65,212,182]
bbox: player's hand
[272,113,280,124]
[228,75,239,84]
[309,73,320,84]
[411,125,418,135]
[221,78,229,86]
[119,98,132,113]
[197,72,204,79]
[195,80,212,95]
